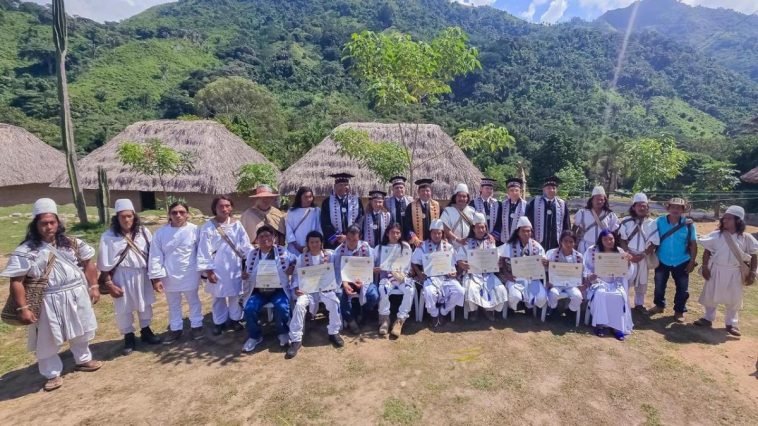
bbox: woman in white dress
[441,183,477,249]
[572,186,620,253]
[374,222,416,337]
[584,229,634,341]
[457,212,507,321]
[98,199,161,355]
[694,206,757,336]
[545,230,584,320]
[1,198,102,391]
[285,186,321,256]
[498,216,548,314]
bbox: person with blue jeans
[334,225,379,334]
[242,225,296,353]
[649,198,698,322]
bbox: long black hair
[211,195,233,216]
[585,194,612,212]
[467,222,488,239]
[595,229,620,252]
[110,211,143,239]
[292,186,314,209]
[23,215,71,250]
[719,216,746,235]
[507,224,530,245]
[448,191,470,207]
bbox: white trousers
[547,286,583,311]
[629,257,648,307]
[703,305,739,326]
[37,334,92,379]
[507,280,547,310]
[378,281,416,320]
[165,290,203,331]
[211,296,243,325]
[289,291,341,342]
[115,305,154,335]
[422,279,464,317]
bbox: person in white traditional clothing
[242,225,297,353]
[334,225,378,334]
[498,216,548,314]
[241,184,287,245]
[404,178,440,247]
[285,186,322,256]
[572,186,620,253]
[374,223,416,337]
[500,177,528,245]
[1,198,102,391]
[197,195,252,336]
[694,206,757,337]
[584,230,634,341]
[411,219,464,327]
[286,231,344,358]
[525,175,571,251]
[362,190,391,248]
[98,199,161,356]
[619,193,656,312]
[470,178,502,242]
[385,176,414,231]
[441,183,477,249]
[321,173,364,249]
[545,230,584,320]
[148,201,203,344]
[457,212,507,321]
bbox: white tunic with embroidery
[699,231,758,307]
[457,238,507,309]
[573,209,620,253]
[285,207,321,255]
[498,239,546,305]
[441,205,476,249]
[196,219,252,298]
[411,240,458,289]
[98,228,154,315]
[148,223,201,292]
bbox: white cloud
[452,0,497,6]
[578,0,636,12]
[28,0,174,22]
[521,0,549,21]
[540,0,569,23]
[681,0,758,15]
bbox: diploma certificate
[467,248,500,274]
[380,246,412,272]
[548,263,583,287]
[340,256,373,284]
[595,253,629,277]
[423,252,455,277]
[297,263,337,293]
[255,260,282,289]
[511,256,546,281]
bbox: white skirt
[699,263,743,307]
[587,281,633,334]
[463,273,507,309]
[29,282,97,359]
[112,266,156,314]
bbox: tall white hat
[472,212,486,225]
[453,183,469,196]
[429,219,445,231]
[632,193,648,204]
[114,199,135,213]
[591,186,606,197]
[724,205,745,220]
[32,198,57,217]
[516,216,532,229]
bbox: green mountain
[0,0,756,186]
[596,0,758,81]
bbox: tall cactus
[96,166,110,224]
[53,0,88,224]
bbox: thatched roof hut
[741,167,758,184]
[279,122,483,199]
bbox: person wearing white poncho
[441,183,477,249]
[98,198,161,355]
[694,206,757,337]
[457,212,507,321]
[1,198,102,391]
[572,186,620,253]
[498,216,548,313]
[618,192,656,312]
[285,186,322,256]
[197,196,252,336]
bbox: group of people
[2,173,756,392]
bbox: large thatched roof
[51,120,278,193]
[279,122,483,198]
[741,166,758,184]
[0,124,65,186]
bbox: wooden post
[96,166,110,224]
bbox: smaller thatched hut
[279,122,483,201]
[741,167,758,184]
[50,120,279,213]
[0,124,71,207]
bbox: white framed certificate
[511,256,546,281]
[467,249,500,274]
[423,252,455,277]
[380,246,411,272]
[549,263,583,287]
[340,256,373,284]
[297,263,337,293]
[255,260,282,289]
[595,253,628,277]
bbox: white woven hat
[114,199,135,213]
[632,193,648,204]
[453,183,469,196]
[591,186,606,197]
[516,216,532,229]
[32,198,57,217]
[472,212,486,225]
[429,219,445,231]
[724,205,745,220]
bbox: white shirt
[148,223,201,292]
[285,207,321,253]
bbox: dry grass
[0,124,65,186]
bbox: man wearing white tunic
[619,193,655,312]
[374,222,416,337]
[525,175,571,251]
[1,198,102,391]
[148,201,203,344]
[694,206,757,337]
[572,186,620,253]
[470,178,502,241]
[411,219,464,327]
[498,217,548,313]
[441,183,477,249]
[287,230,344,358]
[545,230,584,319]
[584,230,634,341]
[197,195,252,336]
[384,176,413,231]
[334,225,377,334]
[285,186,321,256]
[500,177,528,245]
[320,173,364,249]
[98,199,161,356]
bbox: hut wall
[0,184,73,207]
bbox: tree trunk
[96,166,110,224]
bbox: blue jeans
[244,289,290,340]
[653,261,690,313]
[340,283,379,321]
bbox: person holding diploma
[411,219,464,328]
[545,230,584,319]
[584,229,634,340]
[457,212,507,321]
[242,225,297,353]
[498,216,548,314]
[334,225,377,334]
[287,231,344,358]
[374,223,416,337]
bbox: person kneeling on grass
[334,225,378,335]
[374,223,416,337]
[242,225,296,353]
[287,231,344,358]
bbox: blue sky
[28,1,758,24]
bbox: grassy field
[0,204,756,425]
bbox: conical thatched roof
[0,124,65,186]
[279,122,483,198]
[741,166,758,184]
[51,120,278,193]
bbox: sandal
[74,360,103,372]
[43,376,63,392]
[594,327,606,337]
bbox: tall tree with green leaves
[628,136,688,192]
[53,0,88,223]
